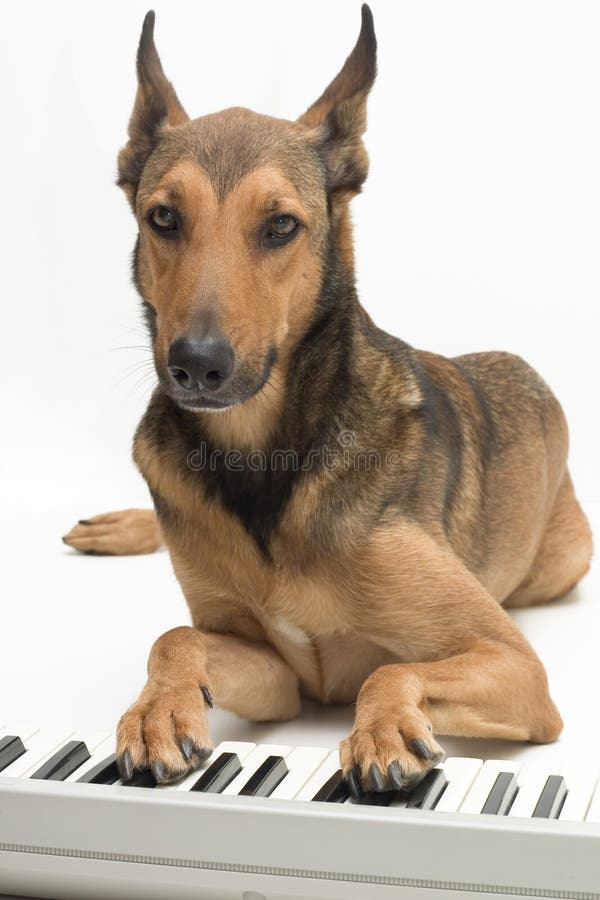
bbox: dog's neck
[198,363,288,450]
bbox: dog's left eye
[266,214,299,243]
[148,205,178,235]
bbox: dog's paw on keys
[340,719,444,798]
[116,684,213,785]
[62,508,161,556]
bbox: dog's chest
[146,457,400,702]
[263,615,397,703]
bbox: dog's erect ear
[118,11,189,206]
[298,4,376,198]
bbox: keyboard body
[1,729,600,899]
[1,776,599,900]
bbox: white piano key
[270,746,330,800]
[295,750,341,801]
[388,790,409,808]
[73,732,112,754]
[460,759,521,814]
[64,735,116,782]
[561,764,599,821]
[434,757,483,813]
[1,726,39,742]
[170,741,256,791]
[584,772,600,822]
[0,726,40,774]
[508,763,555,818]
[222,743,292,796]
[0,730,75,778]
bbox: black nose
[167,335,235,392]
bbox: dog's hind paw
[62,508,162,556]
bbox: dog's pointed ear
[118,11,189,206]
[298,4,376,198]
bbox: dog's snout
[167,335,235,392]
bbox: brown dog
[64,6,593,796]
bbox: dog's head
[119,7,376,412]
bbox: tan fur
[63,509,161,556]
[62,8,593,790]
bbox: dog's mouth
[175,395,240,413]
[161,346,278,414]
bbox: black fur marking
[137,232,376,557]
[145,395,312,560]
[148,486,175,528]
[454,361,499,469]
[130,235,158,343]
[131,234,141,290]
[416,369,465,532]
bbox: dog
[63,6,593,797]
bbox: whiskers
[114,356,158,401]
[103,318,289,409]
[105,326,158,402]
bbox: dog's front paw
[339,707,445,799]
[116,682,214,784]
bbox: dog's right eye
[148,205,179,236]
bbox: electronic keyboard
[1,725,599,899]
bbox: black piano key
[30,740,90,781]
[0,735,26,773]
[355,790,398,807]
[406,768,448,811]
[238,755,288,797]
[481,771,519,815]
[312,770,350,803]
[532,775,568,819]
[190,752,242,793]
[77,753,120,785]
[127,768,158,788]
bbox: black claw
[180,737,193,761]
[369,763,386,792]
[151,761,165,784]
[411,738,434,760]
[78,519,91,525]
[201,685,214,709]
[346,767,363,801]
[120,750,133,782]
[388,760,404,790]
[193,743,213,762]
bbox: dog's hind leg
[503,472,593,608]
[62,508,162,555]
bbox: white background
[0,2,598,757]
[0,0,599,514]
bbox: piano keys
[1,725,599,899]
[1,724,597,817]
